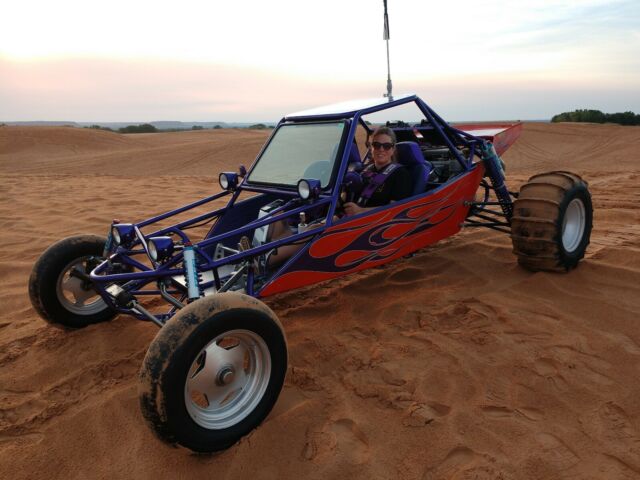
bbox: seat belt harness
[358,163,400,206]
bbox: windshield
[247,122,346,187]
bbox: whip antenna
[383,0,393,101]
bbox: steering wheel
[338,170,364,214]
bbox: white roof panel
[286,94,415,118]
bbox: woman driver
[265,127,412,266]
[343,126,412,215]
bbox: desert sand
[1,123,639,479]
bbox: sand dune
[1,123,639,479]
[0,126,269,176]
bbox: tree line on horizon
[551,109,640,126]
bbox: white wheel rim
[562,198,586,253]
[56,257,107,315]
[184,329,271,430]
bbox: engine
[421,145,465,183]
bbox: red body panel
[455,122,523,156]
[258,164,485,297]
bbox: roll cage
[89,94,514,326]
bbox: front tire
[511,171,593,271]
[138,293,287,453]
[28,235,115,328]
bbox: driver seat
[395,142,432,195]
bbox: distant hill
[1,121,81,127]
[1,120,273,130]
[0,124,271,175]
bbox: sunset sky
[1,0,639,122]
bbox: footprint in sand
[533,357,569,391]
[302,428,337,462]
[331,419,370,464]
[515,407,544,421]
[402,401,451,427]
[533,432,580,472]
[288,366,323,392]
[603,332,640,356]
[480,405,513,418]
[427,401,452,416]
[480,404,544,422]
[422,446,476,480]
[303,419,370,464]
[580,401,640,466]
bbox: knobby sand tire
[138,292,287,453]
[511,171,593,272]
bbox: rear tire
[138,293,287,453]
[511,171,593,272]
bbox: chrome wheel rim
[184,329,271,430]
[562,198,586,253]
[56,257,107,315]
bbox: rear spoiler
[454,122,523,156]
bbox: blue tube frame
[89,95,514,322]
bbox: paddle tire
[28,235,115,328]
[511,171,593,272]
[139,293,288,453]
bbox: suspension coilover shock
[183,243,202,301]
[480,142,513,220]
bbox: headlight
[219,172,238,190]
[147,236,174,262]
[111,226,121,244]
[111,224,135,246]
[148,240,157,261]
[297,179,321,200]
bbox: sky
[1,0,639,122]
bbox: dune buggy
[29,94,592,452]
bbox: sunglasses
[371,141,395,151]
